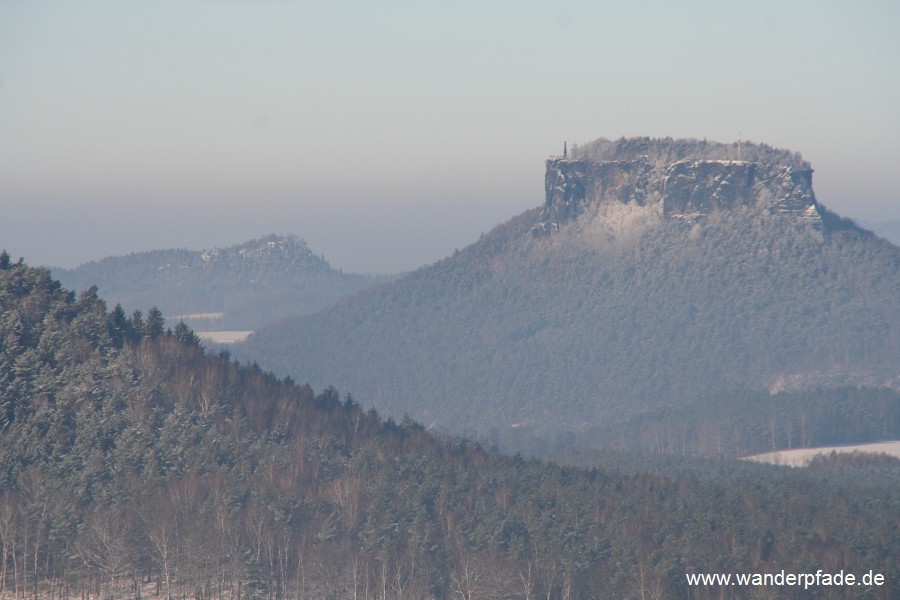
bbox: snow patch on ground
[576,200,662,251]
[197,331,253,344]
[743,440,900,467]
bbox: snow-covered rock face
[535,154,821,235]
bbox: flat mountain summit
[537,137,819,235]
[236,138,900,453]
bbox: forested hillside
[236,140,900,453]
[53,235,393,331]
[1,254,897,599]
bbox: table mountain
[236,138,900,452]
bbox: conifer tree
[145,306,165,339]
[108,304,129,348]
[130,310,145,338]
[173,321,200,347]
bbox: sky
[1,1,898,274]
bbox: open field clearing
[166,311,225,320]
[744,440,900,466]
[196,330,253,344]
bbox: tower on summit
[563,141,567,158]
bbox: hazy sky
[1,1,898,273]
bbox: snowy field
[196,330,253,344]
[744,440,900,467]
[166,311,225,320]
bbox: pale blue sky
[1,1,898,272]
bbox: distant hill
[2,253,898,599]
[53,234,394,331]
[236,138,900,454]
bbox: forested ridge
[1,253,898,599]
[236,200,900,452]
[566,137,811,170]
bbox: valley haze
[1,1,899,273]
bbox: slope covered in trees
[235,140,900,453]
[1,254,898,599]
[52,234,393,331]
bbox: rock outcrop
[535,138,822,234]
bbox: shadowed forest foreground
[1,255,897,599]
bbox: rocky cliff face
[535,139,822,235]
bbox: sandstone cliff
[536,138,821,235]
